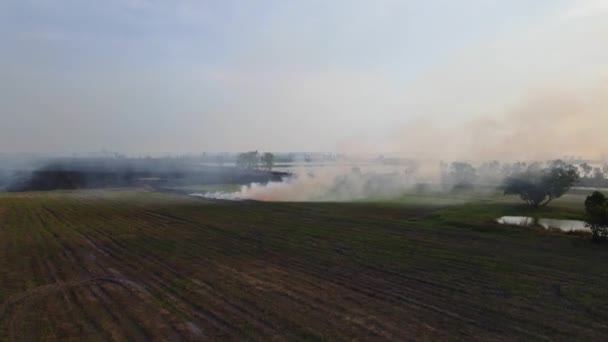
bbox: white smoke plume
[384,84,608,161]
[191,164,428,202]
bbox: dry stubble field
[0,189,607,341]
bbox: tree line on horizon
[235,151,275,172]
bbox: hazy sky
[1,0,607,156]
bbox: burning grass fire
[3,1,608,340]
[189,167,423,202]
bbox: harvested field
[0,189,607,340]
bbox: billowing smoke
[3,1,607,201]
[386,84,608,161]
[192,164,430,202]
[372,2,608,162]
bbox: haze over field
[5,3,608,341]
[1,0,607,159]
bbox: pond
[496,216,589,232]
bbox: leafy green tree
[236,151,259,169]
[403,162,419,179]
[478,160,501,185]
[216,154,225,167]
[593,167,604,180]
[585,191,608,242]
[236,153,246,168]
[548,159,566,169]
[504,165,579,207]
[449,162,477,188]
[580,163,593,178]
[261,152,275,171]
[511,161,527,174]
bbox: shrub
[584,191,608,242]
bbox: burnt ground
[6,158,287,192]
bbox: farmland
[1,189,608,340]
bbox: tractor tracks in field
[119,205,547,339]
[46,202,288,339]
[0,276,148,339]
[0,276,148,318]
[32,203,192,341]
[5,194,605,340]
